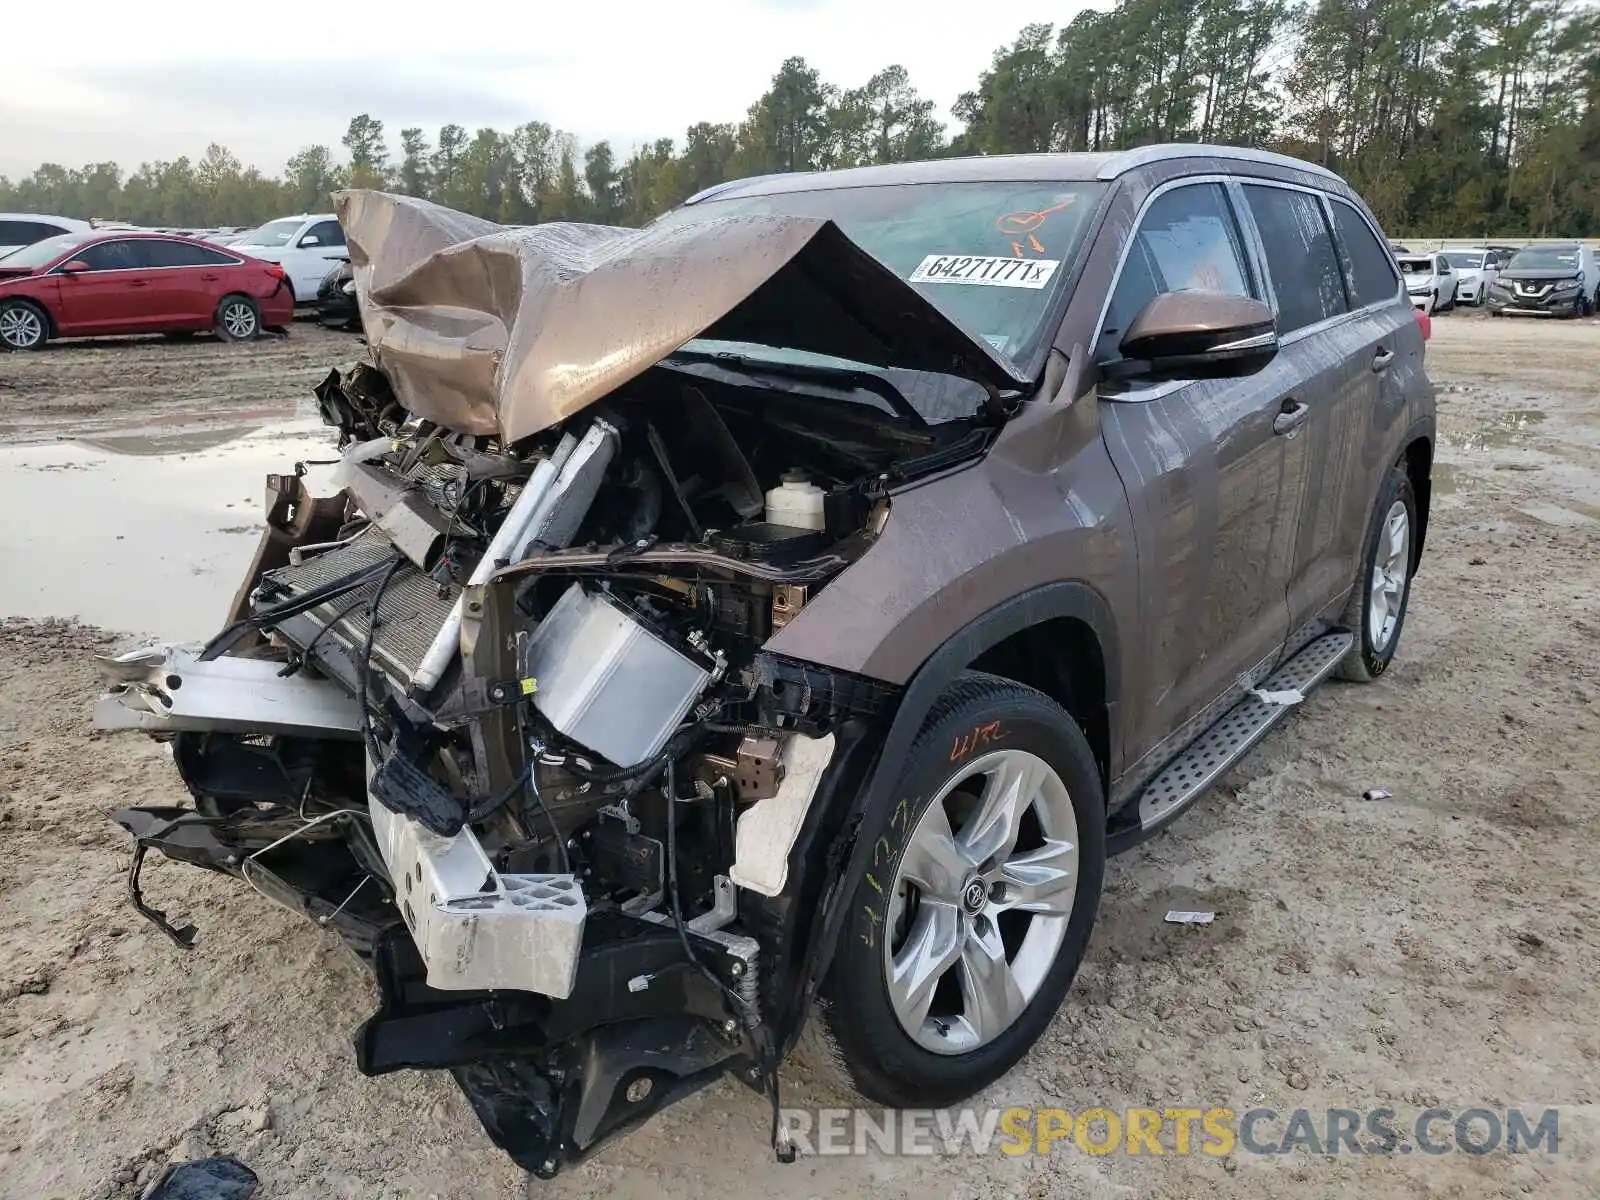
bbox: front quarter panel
[764,393,1134,689]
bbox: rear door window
[1242,185,1349,333]
[1099,182,1256,361]
[142,239,213,268]
[1328,200,1400,310]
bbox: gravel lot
[1,316,1597,1198]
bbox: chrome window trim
[1094,172,1406,403]
[1091,174,1262,402]
[47,238,245,276]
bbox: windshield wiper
[667,349,927,424]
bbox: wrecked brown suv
[95,144,1433,1176]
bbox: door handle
[128,280,148,288]
[1273,399,1310,436]
[1372,346,1395,371]
[200,273,220,281]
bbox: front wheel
[1338,466,1418,682]
[817,672,1105,1108]
[214,295,261,342]
[0,300,49,350]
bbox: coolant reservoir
[765,472,826,531]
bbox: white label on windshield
[909,254,1060,289]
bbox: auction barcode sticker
[909,255,1060,289]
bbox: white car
[1397,253,1456,314]
[1442,248,1507,306]
[228,213,348,304]
[0,213,93,259]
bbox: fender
[783,579,1121,1041]
[1396,412,1435,571]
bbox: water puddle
[0,419,339,638]
[1444,409,1547,451]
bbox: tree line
[3,0,1597,237]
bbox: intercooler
[257,529,460,694]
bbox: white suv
[0,213,93,259]
[229,213,348,304]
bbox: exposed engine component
[95,325,985,1177]
[523,582,717,768]
[696,734,786,802]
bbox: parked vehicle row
[0,231,294,350]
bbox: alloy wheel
[0,306,44,349]
[1369,499,1410,652]
[222,302,257,339]
[883,747,1078,1055]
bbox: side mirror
[1110,292,1278,383]
[59,259,90,274]
[299,235,321,247]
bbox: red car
[0,231,292,350]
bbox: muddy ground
[1,317,1597,1198]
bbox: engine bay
[94,346,996,1175]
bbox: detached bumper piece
[367,784,586,997]
[94,645,362,739]
[356,917,759,1177]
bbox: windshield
[656,180,1107,367]
[1444,252,1483,269]
[1506,247,1580,271]
[1398,258,1434,275]
[236,219,304,249]
[0,233,87,268]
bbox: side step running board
[1111,631,1354,853]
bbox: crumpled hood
[335,189,1028,444]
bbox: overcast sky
[4,0,1095,180]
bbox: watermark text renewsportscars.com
[778,1106,1562,1158]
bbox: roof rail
[683,173,792,205]
[1097,143,1342,182]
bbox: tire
[1427,291,1438,315]
[1337,466,1418,682]
[0,299,49,351]
[816,671,1106,1108]
[214,295,261,342]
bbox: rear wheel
[0,300,48,351]
[1338,466,1418,682]
[215,295,261,342]
[817,671,1105,1107]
